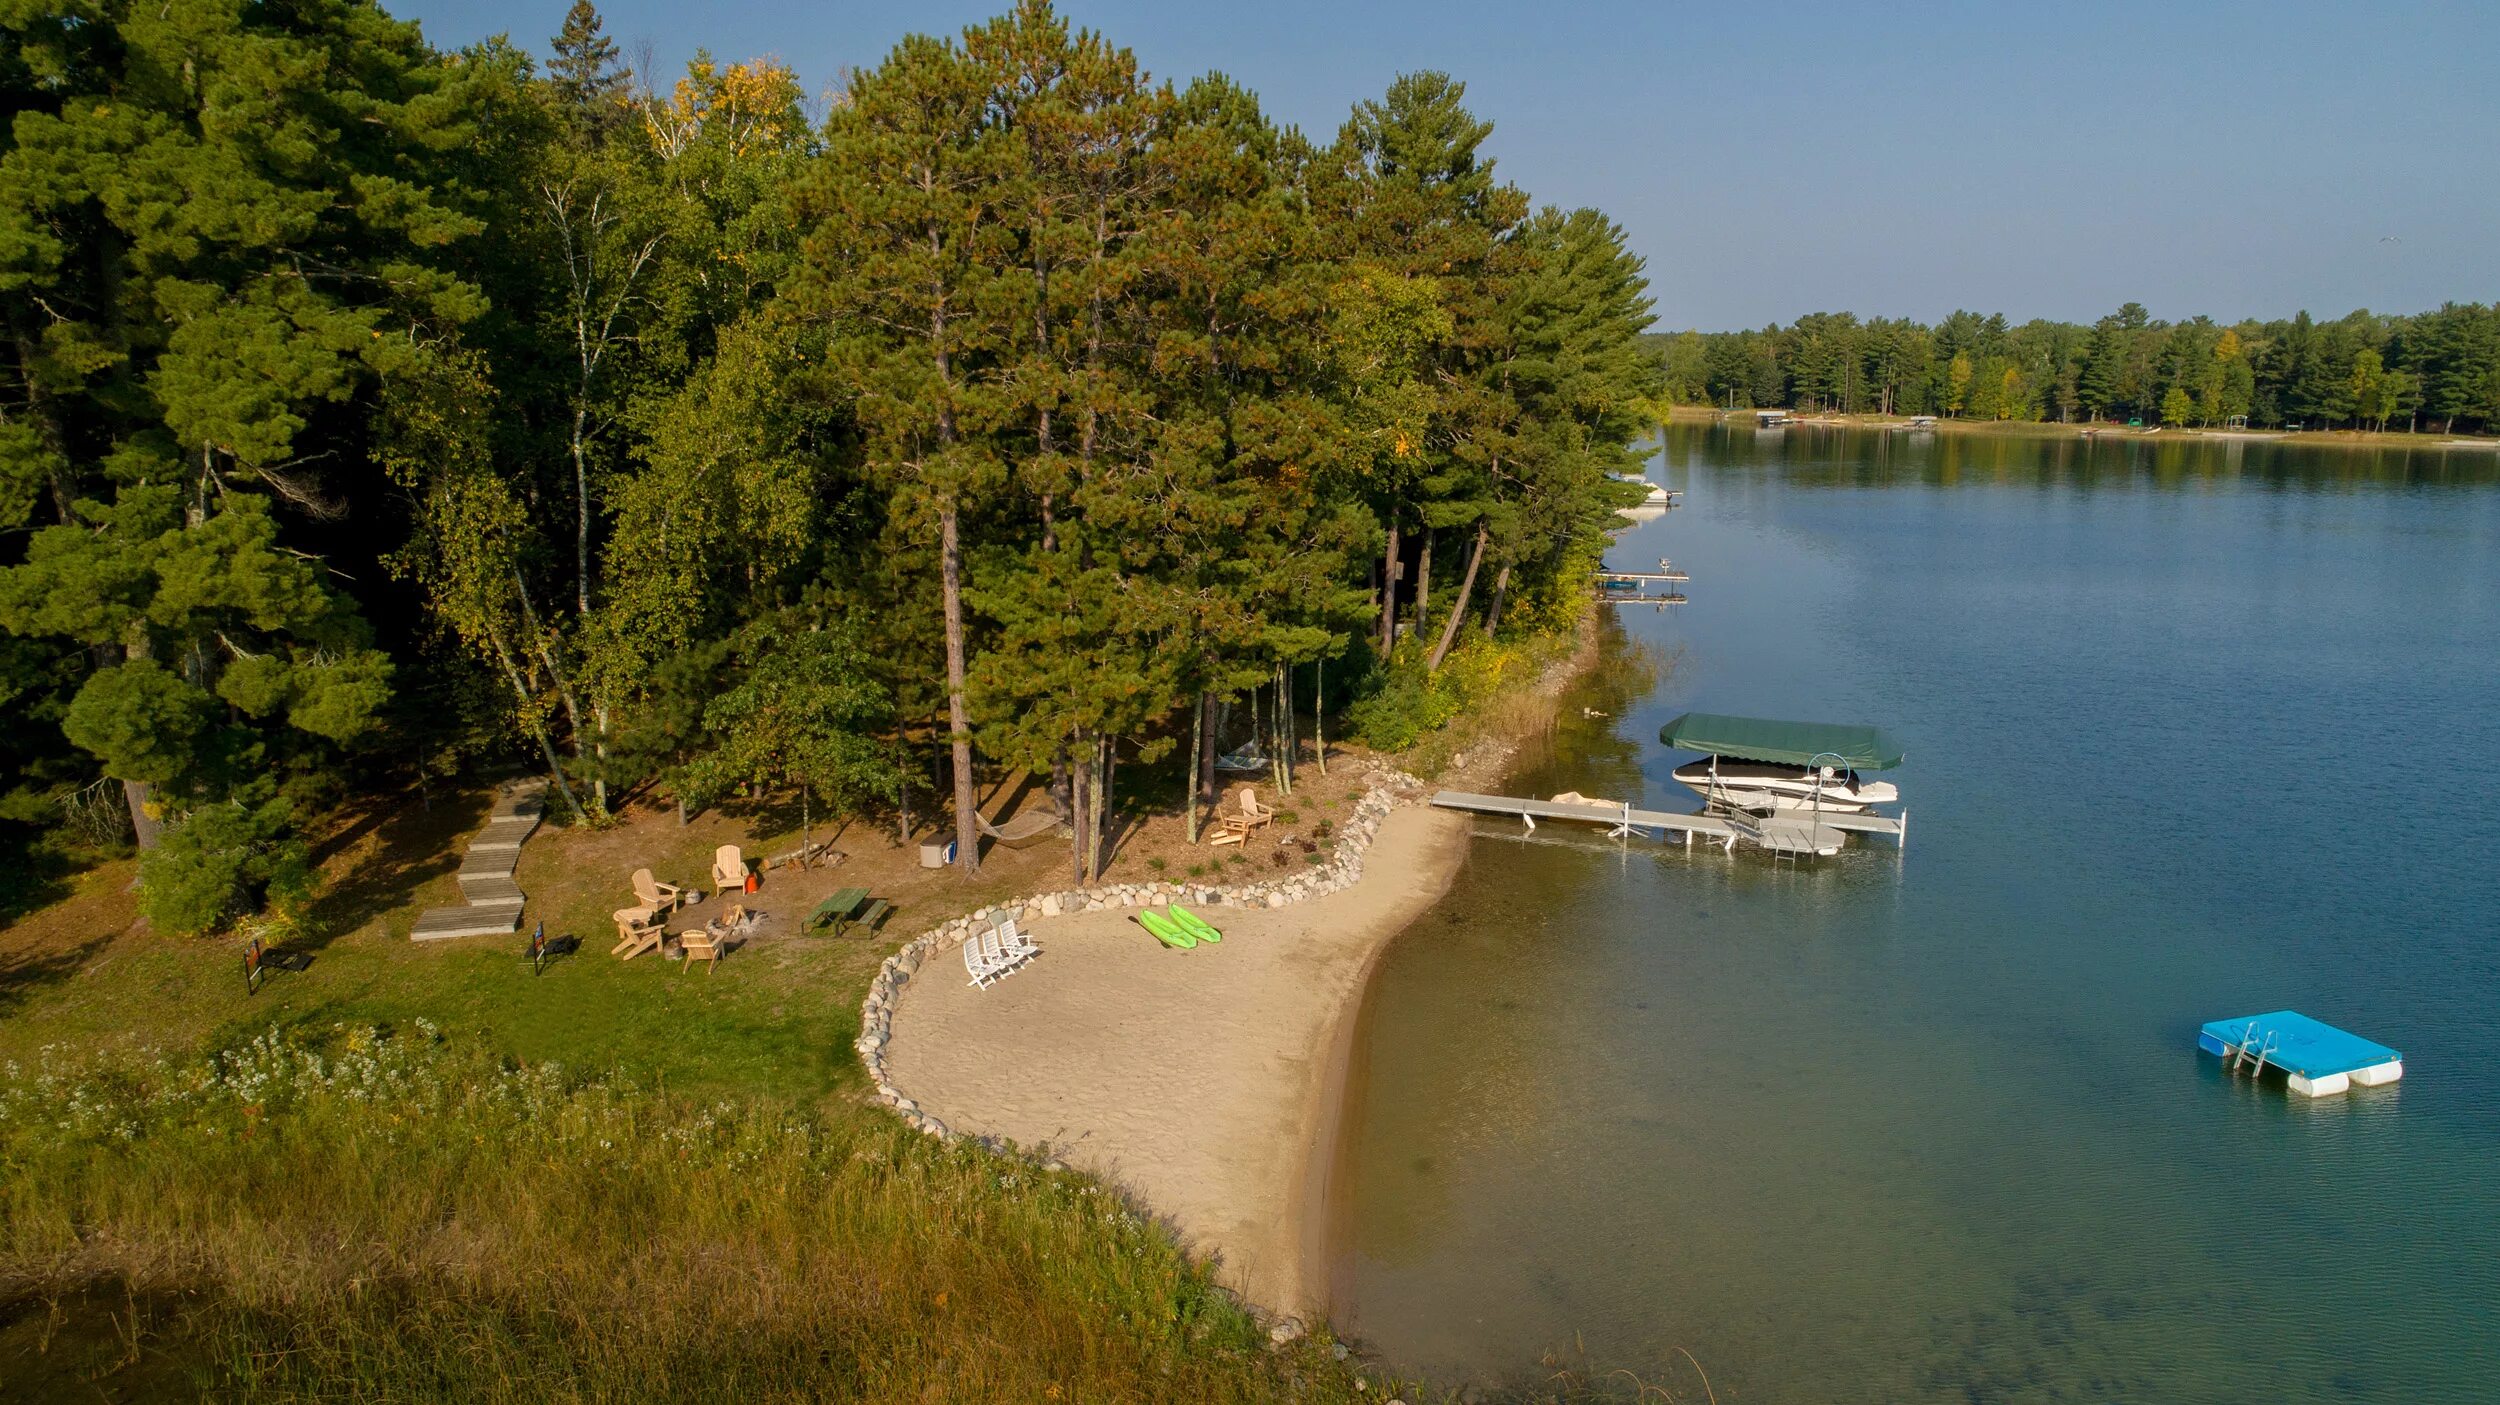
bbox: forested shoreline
[0,0,1660,931]
[1654,302,2500,431]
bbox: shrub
[1146,856,1168,874]
[137,799,311,935]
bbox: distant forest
[1651,303,2500,432]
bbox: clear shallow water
[1334,426,2500,1401]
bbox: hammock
[1214,740,1269,773]
[978,809,1068,848]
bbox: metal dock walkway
[1431,791,1905,857]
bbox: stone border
[856,768,1426,1137]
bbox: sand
[881,805,1472,1321]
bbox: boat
[1608,472,1676,507]
[1669,757,1896,812]
[1658,712,1904,815]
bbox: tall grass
[0,1026,1381,1402]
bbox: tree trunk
[1271,665,1287,796]
[1280,662,1296,795]
[1095,736,1115,884]
[893,732,911,844]
[1312,657,1327,776]
[1197,691,1218,810]
[1069,732,1089,886]
[940,504,980,875]
[1185,695,1203,844]
[1428,523,1489,672]
[571,407,592,618]
[1483,562,1514,638]
[486,625,583,820]
[1378,521,1400,651]
[1415,525,1434,638]
[113,635,164,850]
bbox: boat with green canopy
[1658,712,1905,814]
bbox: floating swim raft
[2199,1011,2402,1097]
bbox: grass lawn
[0,755,1430,1401]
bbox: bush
[137,799,310,935]
[1342,636,1529,753]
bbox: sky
[399,0,2500,332]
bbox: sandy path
[882,805,1470,1320]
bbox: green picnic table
[811,887,891,937]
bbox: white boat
[1658,712,1905,816]
[1609,472,1674,506]
[1671,757,1897,813]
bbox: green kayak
[1166,903,1222,944]
[1137,909,1195,949]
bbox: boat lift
[1431,791,1904,858]
[1432,713,1909,860]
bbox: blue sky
[400,0,2500,331]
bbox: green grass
[0,1026,1385,1402]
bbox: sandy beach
[881,804,1472,1320]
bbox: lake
[1331,424,2500,1401]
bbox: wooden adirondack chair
[631,868,685,913]
[712,844,747,893]
[680,924,724,973]
[1209,784,1272,845]
[611,906,665,960]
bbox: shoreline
[1663,404,2500,451]
[876,800,1470,1320]
[1298,616,1607,1327]
[869,620,1604,1328]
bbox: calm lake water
[1332,425,2500,1401]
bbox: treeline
[1654,303,2500,431]
[0,1,1658,928]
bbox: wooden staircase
[410,781,547,942]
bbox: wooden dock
[1431,790,1904,858]
[411,781,545,941]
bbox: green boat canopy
[1656,712,1903,770]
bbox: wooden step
[411,905,522,941]
[459,876,526,907]
[469,815,541,851]
[458,846,521,883]
[490,793,547,822]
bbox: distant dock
[1596,561,1691,609]
[1431,791,1905,858]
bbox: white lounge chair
[964,936,1002,989]
[979,928,1015,978]
[996,918,1039,960]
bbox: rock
[1333,1342,1350,1361]
[1039,893,1061,918]
[1268,1318,1304,1346]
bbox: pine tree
[0,0,482,887]
[796,22,1021,876]
[549,2,629,116]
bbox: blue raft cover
[2197,1010,2401,1078]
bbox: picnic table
[809,886,891,937]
